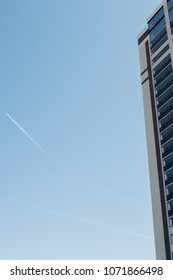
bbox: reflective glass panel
[148,7,164,30]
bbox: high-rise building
[138,0,173,260]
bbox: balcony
[159,111,173,132]
[151,34,168,55]
[163,153,173,171]
[161,125,173,145]
[156,73,173,98]
[168,208,173,217]
[162,139,173,158]
[158,98,173,120]
[157,86,173,108]
[154,64,173,87]
[165,168,173,186]
[150,27,167,51]
[167,192,173,201]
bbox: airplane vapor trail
[0,196,154,241]
[6,112,49,157]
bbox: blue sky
[0,0,162,259]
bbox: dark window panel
[159,110,173,133]
[150,26,167,49]
[168,200,173,217]
[163,153,173,171]
[170,18,173,29]
[151,34,168,55]
[153,54,171,77]
[169,8,173,20]
[148,7,164,30]
[162,138,173,158]
[161,125,173,145]
[154,64,173,87]
[157,86,173,107]
[168,0,173,11]
[165,168,173,186]
[156,73,173,97]
[158,98,173,120]
[169,216,173,227]
[166,184,173,201]
[152,44,169,64]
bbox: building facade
[138,0,173,260]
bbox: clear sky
[0,0,162,260]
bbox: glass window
[169,8,173,20]
[153,54,171,77]
[168,200,173,216]
[162,138,173,158]
[161,125,173,145]
[169,216,173,227]
[166,188,169,196]
[157,98,173,120]
[152,44,169,64]
[155,73,173,97]
[170,234,173,244]
[162,152,173,171]
[154,64,173,87]
[165,168,173,186]
[170,19,173,30]
[168,203,171,210]
[157,86,173,108]
[150,18,166,41]
[166,184,173,201]
[150,27,167,50]
[151,34,168,55]
[168,0,173,11]
[148,7,164,30]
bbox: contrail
[0,196,154,241]
[5,112,49,157]
[37,169,148,208]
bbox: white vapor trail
[0,196,154,241]
[37,169,148,208]
[6,112,49,157]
